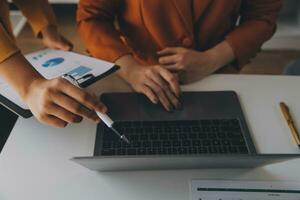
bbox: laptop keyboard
[99,119,249,156]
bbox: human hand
[157,47,218,80]
[24,77,107,128]
[158,42,235,83]
[115,54,181,111]
[40,25,73,51]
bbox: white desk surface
[0,74,300,200]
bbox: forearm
[224,0,282,66]
[204,40,235,71]
[0,53,43,100]
[12,0,57,36]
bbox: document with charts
[0,49,117,117]
[190,180,300,200]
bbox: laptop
[72,91,300,171]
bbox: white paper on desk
[0,49,115,110]
[190,180,300,200]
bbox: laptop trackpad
[100,92,241,121]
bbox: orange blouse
[77,0,282,68]
[0,0,56,63]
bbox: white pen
[61,74,130,144]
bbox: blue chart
[66,66,92,78]
[42,58,65,68]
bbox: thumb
[55,37,73,51]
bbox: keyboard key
[212,140,221,146]
[133,141,141,148]
[188,133,197,139]
[178,147,188,154]
[143,141,151,148]
[179,134,187,140]
[182,127,191,133]
[169,134,178,140]
[222,140,230,146]
[202,140,211,146]
[232,139,246,145]
[153,141,161,148]
[116,149,126,155]
[140,134,148,140]
[182,140,191,146]
[208,133,217,139]
[188,147,197,154]
[137,148,147,155]
[103,141,112,149]
[150,134,159,140]
[113,142,122,148]
[228,146,238,153]
[163,141,171,147]
[172,140,181,147]
[198,147,208,153]
[147,148,157,155]
[238,146,248,153]
[192,140,201,146]
[102,149,115,156]
[160,134,168,140]
[170,148,178,154]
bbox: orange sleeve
[12,0,57,36]
[225,0,282,67]
[77,0,131,62]
[0,22,20,63]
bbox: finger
[144,79,172,111]
[54,41,71,51]
[61,36,74,51]
[163,64,182,71]
[158,68,180,97]
[157,47,179,56]
[47,103,82,124]
[140,85,158,104]
[59,79,107,113]
[158,55,179,65]
[55,37,73,51]
[146,69,180,108]
[91,93,108,113]
[145,68,169,91]
[41,115,68,128]
[52,92,100,123]
[164,88,181,109]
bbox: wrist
[23,77,46,101]
[0,53,44,101]
[40,24,57,39]
[205,41,235,71]
[115,54,141,81]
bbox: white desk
[0,74,300,200]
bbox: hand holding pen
[23,76,106,128]
[62,74,130,144]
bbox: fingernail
[94,117,101,123]
[102,107,108,113]
[166,106,172,112]
[98,105,107,113]
[177,102,182,109]
[76,117,83,123]
[153,99,158,104]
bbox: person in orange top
[0,0,106,128]
[77,0,282,111]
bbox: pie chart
[42,58,64,68]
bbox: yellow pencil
[280,102,300,148]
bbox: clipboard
[0,49,119,118]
